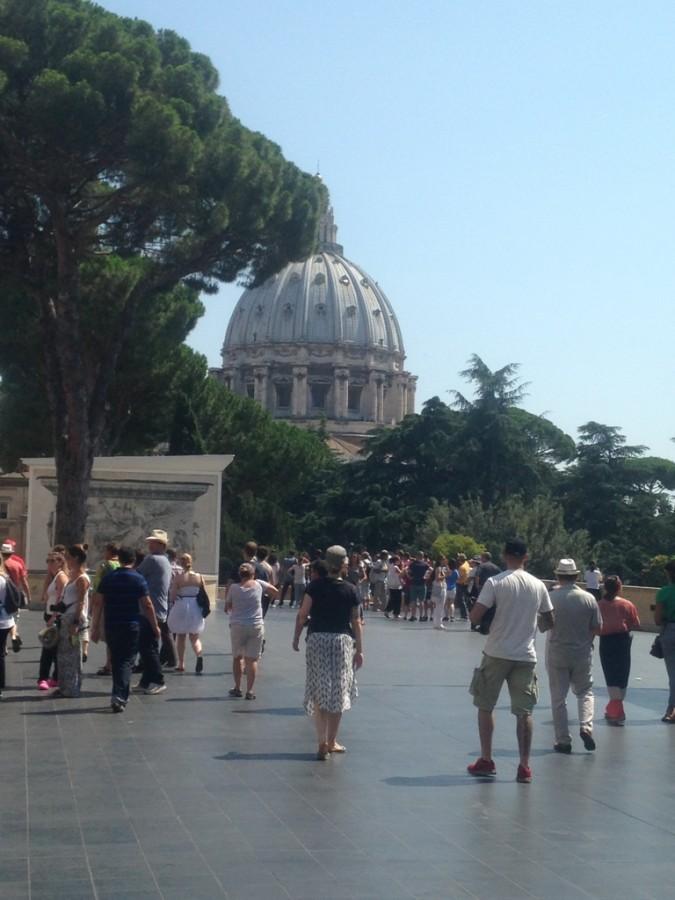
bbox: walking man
[468,538,554,783]
[135,528,173,692]
[93,546,161,711]
[546,558,602,753]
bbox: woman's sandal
[176,666,185,673]
[228,688,243,698]
[661,710,675,723]
[316,743,331,761]
[328,743,347,753]
[245,691,256,700]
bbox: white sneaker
[434,625,446,630]
[144,683,167,695]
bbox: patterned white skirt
[304,632,358,716]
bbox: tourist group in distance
[0,533,674,779]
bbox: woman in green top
[654,560,675,723]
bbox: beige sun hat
[555,558,580,576]
[145,528,169,545]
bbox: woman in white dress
[167,553,206,674]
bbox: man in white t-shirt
[583,561,602,601]
[468,538,554,784]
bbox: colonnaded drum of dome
[210,205,417,457]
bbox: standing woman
[37,551,67,690]
[167,553,206,674]
[54,544,90,698]
[384,555,403,619]
[292,545,364,760]
[0,558,14,698]
[654,559,675,723]
[431,557,449,630]
[598,575,640,725]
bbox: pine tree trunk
[53,430,95,546]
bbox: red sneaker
[467,757,496,777]
[516,764,532,783]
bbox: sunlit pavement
[2,606,673,899]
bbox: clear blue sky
[103,0,675,459]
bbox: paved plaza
[2,606,675,900]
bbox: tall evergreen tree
[0,0,326,542]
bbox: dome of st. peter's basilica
[212,206,416,453]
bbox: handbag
[38,623,60,650]
[196,577,211,618]
[650,633,665,659]
[3,578,21,615]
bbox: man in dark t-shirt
[407,552,430,622]
[94,546,160,712]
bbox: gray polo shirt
[137,553,172,621]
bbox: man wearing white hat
[135,529,174,693]
[546,558,602,754]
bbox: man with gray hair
[546,558,602,754]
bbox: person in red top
[598,575,640,725]
[1,540,31,652]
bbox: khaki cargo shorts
[470,653,538,716]
[230,623,264,660]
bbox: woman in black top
[293,545,364,760]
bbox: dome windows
[313,273,326,285]
[345,304,357,317]
[282,301,294,316]
[372,308,382,317]
[314,302,327,315]
[360,278,369,288]
[289,272,302,283]
[339,275,350,285]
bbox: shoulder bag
[3,578,22,616]
[196,576,211,618]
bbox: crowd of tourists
[0,532,674,776]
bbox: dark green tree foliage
[451,355,574,503]
[0,279,205,470]
[560,422,675,581]
[0,0,326,543]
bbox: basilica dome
[213,206,416,441]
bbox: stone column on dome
[292,366,308,417]
[334,368,349,419]
[406,377,417,416]
[367,372,378,422]
[376,377,386,425]
[253,366,269,408]
[398,376,408,421]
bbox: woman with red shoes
[598,575,640,725]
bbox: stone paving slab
[1,606,674,899]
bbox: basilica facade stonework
[211,207,416,446]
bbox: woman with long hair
[654,560,675,723]
[292,545,364,760]
[598,575,640,725]
[54,544,90,698]
[167,553,206,674]
[37,550,67,690]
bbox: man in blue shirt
[93,546,160,711]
